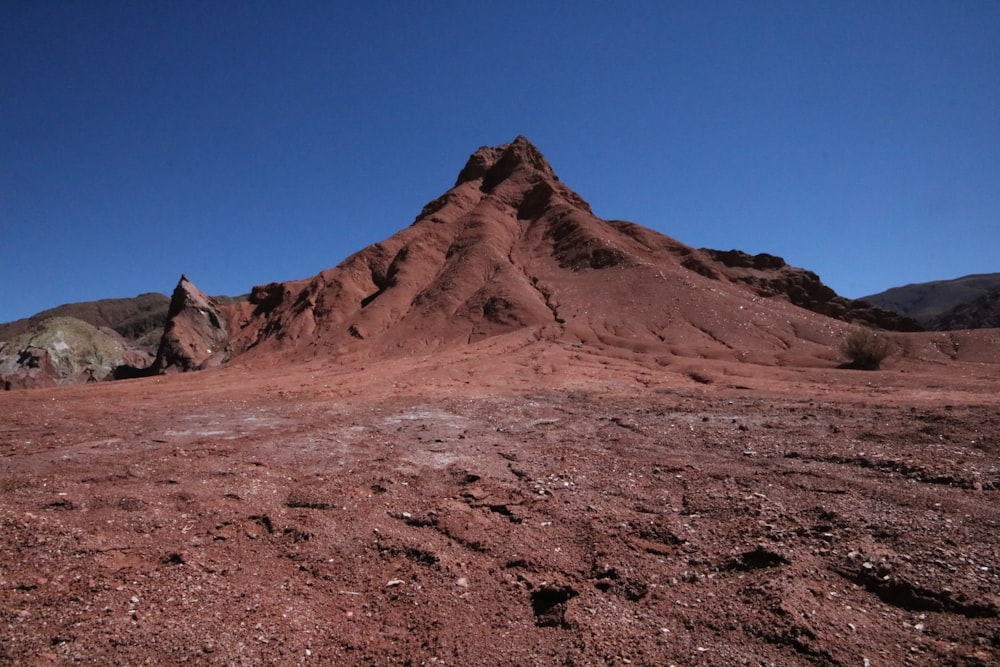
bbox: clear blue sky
[3,1,998,324]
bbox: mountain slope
[156,137,911,374]
[862,273,1000,327]
[930,286,1000,330]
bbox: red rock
[151,275,232,372]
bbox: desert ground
[1,339,998,666]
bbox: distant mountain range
[861,273,1000,329]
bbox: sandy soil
[1,342,998,666]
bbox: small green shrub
[840,328,891,370]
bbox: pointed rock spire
[152,275,231,372]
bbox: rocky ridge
[684,249,922,331]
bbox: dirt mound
[160,137,904,373]
[0,316,152,389]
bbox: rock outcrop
[151,276,233,373]
[0,317,151,389]
[690,249,923,331]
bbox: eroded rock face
[455,135,558,188]
[0,346,58,390]
[152,276,232,373]
[216,134,638,362]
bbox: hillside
[930,286,1000,330]
[690,249,921,332]
[862,273,1000,328]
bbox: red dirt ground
[2,340,998,666]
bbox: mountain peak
[455,135,556,188]
[145,136,932,378]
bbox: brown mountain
[930,286,1000,330]
[862,273,1000,328]
[155,136,914,374]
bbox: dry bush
[840,328,891,370]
